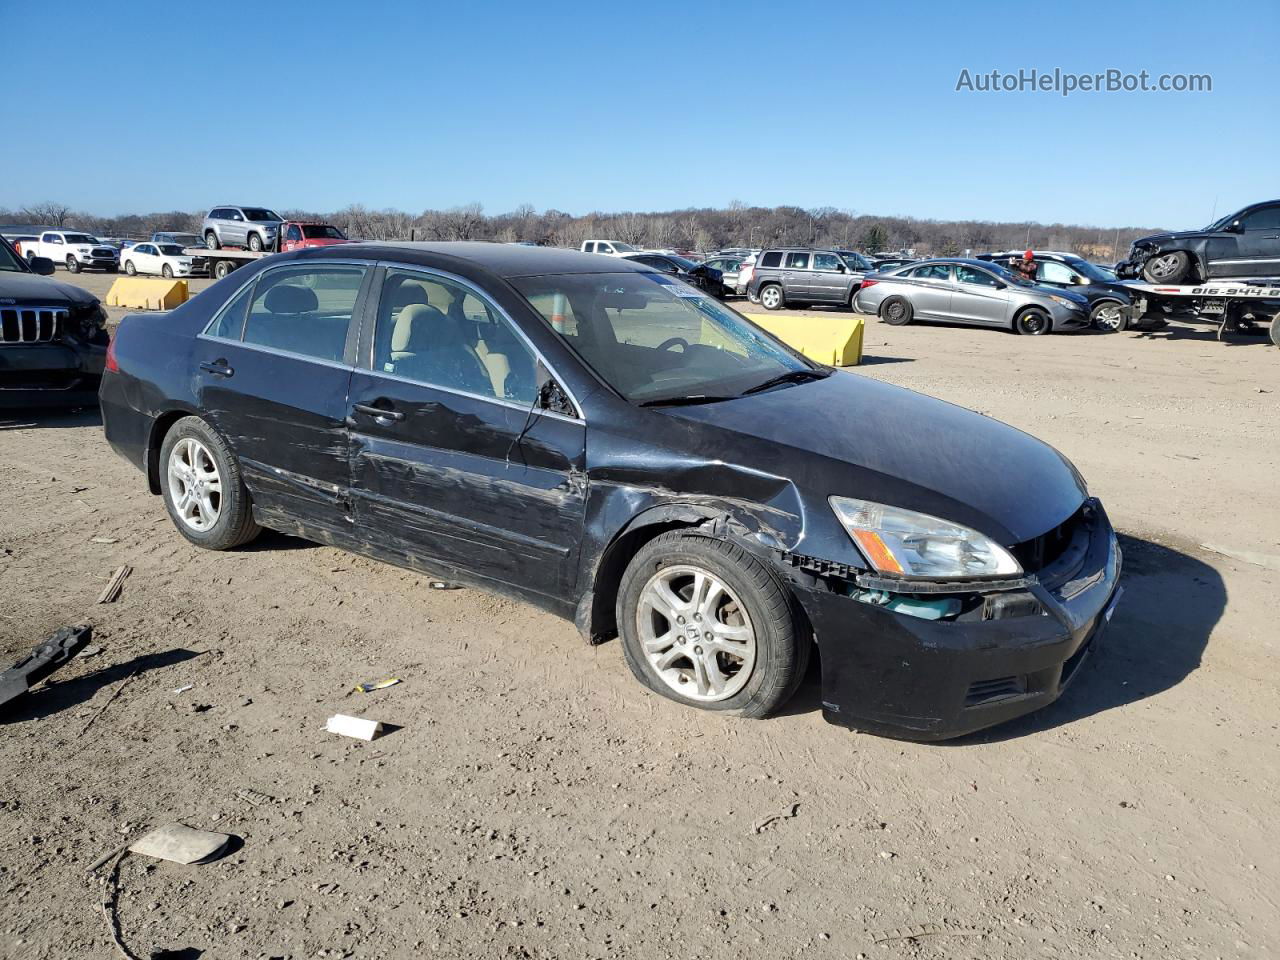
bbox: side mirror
[1226,220,1243,233]
[30,256,55,276]
[836,264,846,273]
[993,281,1007,290]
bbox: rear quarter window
[760,251,782,268]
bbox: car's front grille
[1011,505,1084,573]
[0,306,67,343]
[964,676,1025,706]
[91,248,115,259]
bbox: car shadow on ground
[778,533,1224,742]
[1131,319,1274,345]
[0,648,203,726]
[0,405,102,430]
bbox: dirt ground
[1,270,1278,960]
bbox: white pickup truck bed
[1126,278,1280,346]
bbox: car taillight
[105,336,119,372]
[861,278,879,289]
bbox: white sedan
[121,242,207,278]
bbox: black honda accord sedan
[100,243,1121,740]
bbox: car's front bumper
[0,341,107,408]
[1052,305,1092,330]
[790,499,1122,740]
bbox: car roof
[290,241,656,278]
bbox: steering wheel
[656,337,689,352]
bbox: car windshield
[667,255,699,271]
[163,234,201,245]
[243,208,281,222]
[1065,258,1111,283]
[840,251,872,270]
[610,242,638,252]
[64,234,96,244]
[511,272,819,404]
[0,242,23,272]
[302,224,345,239]
[157,244,184,255]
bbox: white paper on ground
[326,714,384,741]
[128,823,231,865]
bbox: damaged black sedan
[100,243,1121,740]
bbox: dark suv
[977,251,1137,331]
[1117,199,1280,283]
[748,248,866,310]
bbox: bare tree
[21,201,73,227]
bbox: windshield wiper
[740,368,829,396]
[638,394,738,407]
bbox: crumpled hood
[0,271,99,308]
[659,370,1086,546]
[1132,230,1204,248]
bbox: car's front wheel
[617,531,809,718]
[124,260,136,276]
[161,263,173,278]
[159,417,261,550]
[205,231,220,250]
[248,232,264,252]
[759,284,784,310]
[66,256,80,274]
[1015,306,1052,335]
[1142,251,1191,283]
[1090,300,1127,332]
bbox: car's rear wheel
[205,231,220,250]
[759,284,784,310]
[747,287,761,304]
[879,296,913,325]
[617,531,809,718]
[1015,306,1052,335]
[213,259,233,279]
[124,260,136,276]
[66,256,80,274]
[1142,251,1191,283]
[159,417,261,551]
[161,263,173,278]
[1270,314,1280,348]
[248,232,264,252]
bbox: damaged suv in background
[0,235,110,408]
[100,243,1121,740]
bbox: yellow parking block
[744,313,864,366]
[105,277,190,311]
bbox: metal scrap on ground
[354,677,402,693]
[0,624,93,709]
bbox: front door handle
[352,402,405,423]
[199,359,234,377]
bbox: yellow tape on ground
[744,313,864,366]
[105,277,190,310]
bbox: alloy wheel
[1094,304,1123,331]
[761,286,782,309]
[636,564,756,702]
[167,437,223,532]
[1148,254,1182,279]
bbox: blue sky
[2,0,1275,228]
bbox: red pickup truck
[280,221,349,251]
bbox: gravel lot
[1,269,1278,959]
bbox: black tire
[616,530,810,719]
[66,256,80,274]
[205,231,220,250]
[1269,314,1280,349]
[158,416,261,551]
[747,287,761,304]
[161,263,173,279]
[1015,306,1052,335]
[1142,251,1191,283]
[213,259,233,280]
[758,283,785,310]
[124,260,136,276]
[1090,300,1128,332]
[879,296,913,326]
[247,232,264,252]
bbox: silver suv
[201,206,283,252]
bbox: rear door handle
[352,402,405,422]
[199,359,234,377]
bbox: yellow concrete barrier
[744,313,864,366]
[105,277,190,311]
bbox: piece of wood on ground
[97,565,132,604]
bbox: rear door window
[784,252,810,269]
[912,264,951,281]
[240,265,367,362]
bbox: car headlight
[1048,295,1080,309]
[829,496,1022,579]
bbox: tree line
[3,200,1159,262]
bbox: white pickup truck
[18,231,119,274]
[580,240,640,256]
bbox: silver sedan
[854,258,1091,335]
